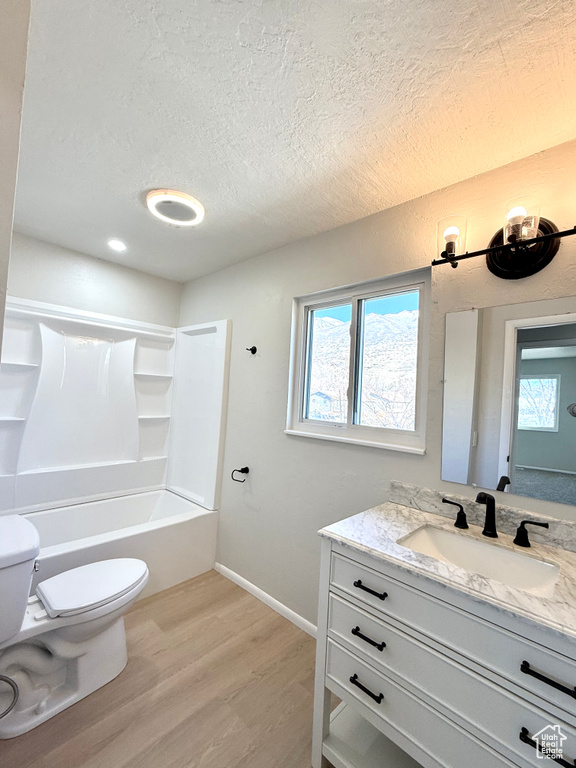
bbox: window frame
[286,269,430,453]
[517,373,561,432]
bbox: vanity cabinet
[313,539,576,768]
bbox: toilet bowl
[0,515,148,738]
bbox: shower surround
[0,297,231,594]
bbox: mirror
[442,296,576,506]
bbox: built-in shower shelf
[0,417,26,423]
[18,459,139,476]
[134,372,173,380]
[0,362,39,370]
[140,455,168,461]
[138,415,171,420]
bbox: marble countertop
[320,502,576,641]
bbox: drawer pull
[521,660,576,699]
[349,673,384,704]
[351,626,386,651]
[519,727,576,766]
[353,579,388,601]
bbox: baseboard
[215,562,317,638]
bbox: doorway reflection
[511,324,576,505]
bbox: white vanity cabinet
[313,538,576,768]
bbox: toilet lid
[36,558,148,618]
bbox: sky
[314,290,419,322]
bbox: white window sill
[284,428,426,455]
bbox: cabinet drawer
[327,599,576,766]
[331,552,576,719]
[326,641,517,768]
[329,594,390,665]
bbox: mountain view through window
[305,291,419,430]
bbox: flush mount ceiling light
[146,189,205,227]
[432,196,576,279]
[107,238,127,252]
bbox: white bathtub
[24,490,218,597]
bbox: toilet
[0,515,148,738]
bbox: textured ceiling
[13,0,576,283]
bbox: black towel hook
[231,467,250,482]
[246,346,257,355]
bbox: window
[286,270,430,452]
[517,375,560,431]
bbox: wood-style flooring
[0,570,318,768]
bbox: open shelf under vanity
[324,702,421,768]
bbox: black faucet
[513,519,550,547]
[475,492,497,538]
[442,498,468,529]
[496,475,511,492]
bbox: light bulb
[443,225,460,242]
[506,207,527,243]
[107,239,127,252]
[437,216,467,263]
[505,206,537,243]
[506,206,527,223]
[443,225,460,256]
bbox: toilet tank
[0,516,40,643]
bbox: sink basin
[398,525,560,597]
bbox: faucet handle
[513,519,550,548]
[442,497,469,530]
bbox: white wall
[8,233,182,327]
[0,0,30,349]
[180,138,576,625]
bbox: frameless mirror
[442,296,576,506]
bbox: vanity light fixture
[432,197,576,279]
[107,238,127,252]
[146,189,205,227]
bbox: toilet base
[0,617,128,738]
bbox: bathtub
[24,490,218,597]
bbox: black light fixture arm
[431,225,576,268]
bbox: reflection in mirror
[442,297,576,507]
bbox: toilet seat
[36,559,148,618]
